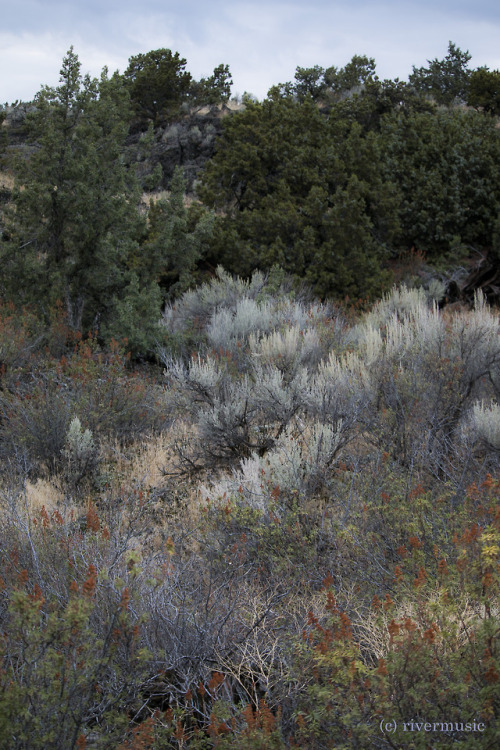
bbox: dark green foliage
[324,54,377,99]
[101,274,164,358]
[124,50,232,129]
[123,48,192,126]
[291,64,326,101]
[328,76,436,133]
[467,67,500,115]
[139,166,215,298]
[303,174,394,299]
[2,49,144,334]
[190,63,233,106]
[380,107,500,260]
[409,41,472,105]
[493,213,500,262]
[199,96,398,300]
[274,54,377,103]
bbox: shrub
[202,421,345,513]
[286,477,500,748]
[159,266,340,362]
[62,416,99,488]
[0,334,166,479]
[350,287,500,475]
[0,479,281,748]
[161,269,351,475]
[469,401,500,454]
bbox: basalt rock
[2,101,242,196]
[127,103,242,194]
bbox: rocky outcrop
[442,251,500,306]
[2,102,36,145]
[127,108,227,194]
[2,101,242,196]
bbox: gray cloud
[1,0,499,104]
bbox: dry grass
[352,594,492,663]
[24,478,64,514]
[0,169,15,190]
[100,423,208,535]
[140,189,200,211]
[109,434,171,491]
[140,189,170,209]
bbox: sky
[1,0,500,104]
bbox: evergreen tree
[102,272,163,357]
[324,54,377,99]
[2,48,145,334]
[409,41,471,105]
[467,67,500,115]
[123,48,192,127]
[190,64,233,106]
[199,95,399,300]
[380,107,500,261]
[140,166,214,298]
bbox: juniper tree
[124,48,192,127]
[190,63,233,106]
[467,67,500,115]
[199,94,399,300]
[140,165,214,298]
[409,41,471,105]
[380,107,500,262]
[2,48,148,335]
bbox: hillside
[0,43,500,749]
[0,275,499,747]
[2,43,500,335]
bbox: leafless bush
[0,478,285,743]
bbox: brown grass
[24,478,64,514]
[0,170,15,190]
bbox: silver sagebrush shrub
[62,416,98,487]
[201,420,344,511]
[470,401,500,452]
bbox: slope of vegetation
[0,42,500,749]
[0,273,499,748]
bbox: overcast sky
[1,0,500,104]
